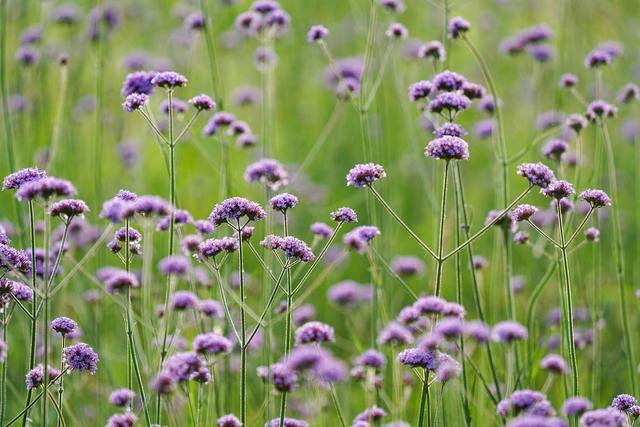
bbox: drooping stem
[556,201,579,396]
[601,122,636,395]
[434,161,451,297]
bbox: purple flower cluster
[209,197,267,226]
[346,163,386,188]
[294,321,335,345]
[244,159,289,190]
[62,342,99,374]
[425,136,469,160]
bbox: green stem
[237,220,247,425]
[42,206,51,427]
[329,385,347,427]
[556,200,578,396]
[434,161,451,297]
[22,201,38,427]
[418,371,431,427]
[55,336,64,427]
[279,214,293,426]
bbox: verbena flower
[585,227,600,242]
[15,176,76,201]
[328,281,372,306]
[541,180,574,199]
[0,244,31,274]
[189,94,216,111]
[433,70,466,92]
[50,316,78,336]
[408,80,433,102]
[269,193,298,212]
[307,25,329,43]
[586,100,617,122]
[584,48,612,68]
[265,418,308,427]
[151,71,188,89]
[354,406,387,423]
[346,163,386,187]
[464,320,491,343]
[48,199,89,221]
[356,349,386,369]
[511,204,539,222]
[425,136,469,160]
[108,388,135,407]
[106,413,137,427]
[579,189,611,208]
[197,237,239,260]
[244,159,288,190]
[26,364,60,390]
[380,0,405,13]
[385,23,408,39]
[428,92,471,114]
[396,347,437,368]
[517,163,555,188]
[448,16,470,39]
[63,342,99,374]
[158,255,190,276]
[295,321,335,345]
[390,256,425,277]
[121,71,156,97]
[419,41,446,61]
[377,322,414,346]
[559,73,578,88]
[580,408,627,426]
[170,290,199,310]
[542,139,568,161]
[2,167,46,190]
[540,354,569,375]
[217,414,242,427]
[611,394,638,411]
[330,207,357,223]
[209,197,266,226]
[193,332,233,355]
[310,222,333,238]
[562,397,592,417]
[492,321,528,343]
[434,123,467,138]
[122,93,149,112]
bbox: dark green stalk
[525,263,557,380]
[55,337,65,427]
[279,214,293,426]
[22,201,38,427]
[0,310,7,425]
[237,219,247,425]
[42,207,51,427]
[434,161,451,297]
[418,370,431,427]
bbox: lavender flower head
[159,255,190,276]
[562,397,592,417]
[50,316,78,336]
[216,414,242,427]
[448,16,470,39]
[433,70,466,92]
[428,92,471,115]
[425,136,469,160]
[390,256,425,277]
[193,332,233,355]
[435,123,467,138]
[122,93,149,112]
[209,197,266,226]
[170,290,199,310]
[270,193,298,212]
[2,167,46,190]
[26,364,60,390]
[198,237,239,259]
[151,71,188,89]
[408,80,433,102]
[540,354,569,375]
[62,342,99,374]
[511,204,539,222]
[611,394,638,411]
[541,180,574,199]
[580,408,627,426]
[346,163,386,187]
[579,189,611,208]
[385,23,408,39]
[15,177,77,201]
[48,199,89,222]
[120,71,156,97]
[492,321,528,343]
[277,236,316,262]
[307,25,329,43]
[189,94,216,111]
[244,159,288,190]
[517,163,555,188]
[295,321,335,345]
[108,388,135,407]
[330,207,358,223]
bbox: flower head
[189,94,216,111]
[48,199,89,221]
[50,316,78,336]
[579,189,611,208]
[151,71,188,89]
[121,71,156,97]
[193,332,233,355]
[63,342,99,374]
[269,193,298,212]
[330,207,358,223]
[517,163,555,188]
[408,80,433,102]
[15,177,76,201]
[433,70,466,92]
[541,180,575,199]
[122,93,149,112]
[307,25,329,43]
[562,397,592,417]
[209,197,266,226]
[511,204,538,222]
[2,167,46,190]
[295,321,335,345]
[428,92,471,114]
[244,159,288,190]
[425,136,469,160]
[108,388,135,407]
[492,321,528,343]
[448,16,470,39]
[346,163,386,187]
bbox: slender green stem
[367,185,438,260]
[55,337,65,427]
[199,0,223,104]
[525,263,557,380]
[22,201,38,427]
[434,161,451,297]
[418,370,431,427]
[3,369,67,427]
[42,207,51,427]
[556,201,579,396]
[237,220,247,425]
[453,164,502,401]
[279,214,293,426]
[565,209,594,247]
[526,220,561,248]
[601,122,636,395]
[0,310,7,426]
[328,385,347,427]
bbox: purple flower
[307,25,328,43]
[106,413,137,427]
[356,349,386,369]
[159,255,190,276]
[295,321,335,345]
[209,197,266,226]
[50,316,78,336]
[428,92,471,115]
[511,204,539,222]
[434,317,464,338]
[540,354,569,375]
[492,321,528,343]
[265,418,308,427]
[385,23,408,39]
[217,414,242,427]
[390,256,425,277]
[560,74,578,88]
[193,332,233,355]
[185,11,205,30]
[0,244,32,274]
[541,139,568,161]
[108,388,135,407]
[198,237,239,260]
[380,0,405,12]
[377,322,414,346]
[26,364,60,390]
[328,281,372,306]
[517,163,556,188]
[121,71,156,97]
[310,222,333,238]
[2,167,46,190]
[566,114,588,133]
[163,351,206,382]
[122,93,149,112]
[199,299,224,319]
[170,290,199,310]
[274,236,315,262]
[420,41,446,61]
[586,100,617,122]
[435,123,467,138]
[346,163,386,187]
[269,193,298,212]
[189,94,216,111]
[541,180,574,199]
[562,397,592,417]
[344,226,380,252]
[617,83,639,104]
[103,270,138,293]
[448,16,470,39]
[585,227,600,242]
[579,189,611,208]
[580,408,627,426]
[354,406,387,423]
[433,70,466,92]
[611,394,638,411]
[62,342,99,374]
[464,320,491,342]
[48,199,89,222]
[425,136,469,160]
[244,159,288,190]
[408,80,433,102]
[270,363,298,392]
[330,207,358,223]
[414,296,446,315]
[15,177,76,201]
[584,49,612,68]
[151,71,188,89]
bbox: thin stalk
[434,161,451,297]
[237,220,247,425]
[453,164,502,401]
[22,201,38,427]
[199,0,223,104]
[55,337,65,427]
[47,62,69,171]
[3,369,68,427]
[42,207,51,427]
[279,214,293,426]
[328,385,347,427]
[601,122,636,395]
[526,221,561,248]
[418,370,431,427]
[367,185,437,260]
[556,201,578,396]
[525,263,557,379]
[0,311,7,425]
